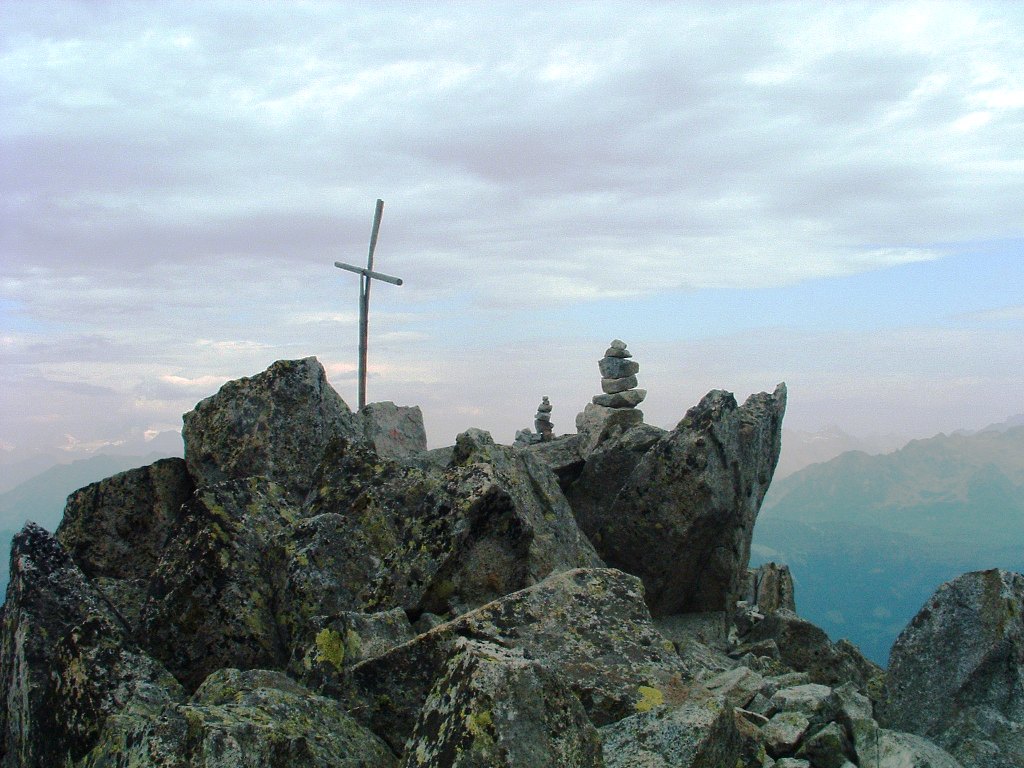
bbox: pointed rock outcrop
[182,357,362,501]
[568,384,787,615]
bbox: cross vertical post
[335,199,404,410]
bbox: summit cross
[334,199,404,410]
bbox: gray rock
[851,719,964,768]
[0,523,184,768]
[570,385,787,615]
[401,638,602,767]
[182,356,361,501]
[940,705,1024,768]
[341,568,691,753]
[764,711,812,757]
[575,403,646,457]
[743,562,797,615]
[767,684,837,725]
[81,668,397,768]
[880,568,1024,766]
[294,607,415,681]
[286,435,601,628]
[604,340,632,358]
[599,357,640,379]
[56,457,194,583]
[704,666,765,709]
[600,689,743,768]
[774,760,811,768]
[537,396,553,413]
[138,477,298,690]
[797,722,854,768]
[359,401,428,459]
[592,388,648,408]
[601,374,639,394]
[743,610,883,692]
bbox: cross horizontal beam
[334,261,404,286]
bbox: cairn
[534,396,554,441]
[514,396,555,446]
[575,339,645,455]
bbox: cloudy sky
[2,1,1023,458]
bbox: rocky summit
[1,353,1019,767]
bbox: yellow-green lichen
[314,628,346,671]
[635,685,664,713]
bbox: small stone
[537,396,553,413]
[599,357,640,379]
[604,346,632,358]
[602,375,639,394]
[592,390,647,408]
[535,412,552,423]
[609,339,627,349]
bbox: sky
[2,1,1023,459]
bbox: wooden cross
[335,199,404,410]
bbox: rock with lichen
[55,457,195,630]
[80,668,397,768]
[400,637,603,767]
[0,524,184,768]
[283,430,602,634]
[138,477,299,690]
[599,688,743,768]
[182,357,363,501]
[879,569,1024,768]
[338,568,693,753]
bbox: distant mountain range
[754,424,1024,664]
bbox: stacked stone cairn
[534,396,554,441]
[514,396,555,446]
[575,339,646,455]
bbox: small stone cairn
[534,396,554,441]
[575,339,646,455]
[514,396,556,446]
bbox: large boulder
[284,431,602,633]
[56,457,194,581]
[81,668,397,768]
[138,478,299,689]
[338,568,693,754]
[182,357,362,501]
[55,457,195,630]
[568,385,786,615]
[0,524,182,768]
[359,401,428,458]
[400,638,603,768]
[879,568,1024,767]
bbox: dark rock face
[569,385,786,615]
[138,477,298,690]
[56,457,194,582]
[743,562,797,615]
[182,357,362,500]
[0,524,182,768]
[880,568,1024,767]
[286,432,601,628]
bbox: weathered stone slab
[340,568,692,753]
[400,638,602,767]
[359,401,428,458]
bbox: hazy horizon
[3,2,1023,458]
